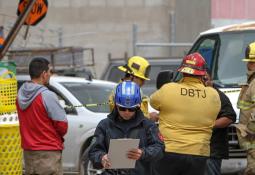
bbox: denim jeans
[204,158,222,175]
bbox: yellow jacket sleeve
[141,96,149,118]
[108,90,115,112]
[149,88,161,111]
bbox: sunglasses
[118,106,137,112]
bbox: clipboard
[107,138,140,169]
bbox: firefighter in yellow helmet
[235,42,255,175]
[108,56,153,118]
[118,56,151,81]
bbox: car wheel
[80,147,104,175]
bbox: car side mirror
[156,70,174,89]
[64,107,76,114]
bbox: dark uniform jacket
[89,109,165,175]
[210,88,236,159]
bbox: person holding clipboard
[89,81,164,175]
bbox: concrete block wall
[0,0,210,78]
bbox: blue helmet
[115,81,142,108]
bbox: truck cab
[182,22,255,174]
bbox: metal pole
[0,0,37,60]
[132,24,138,56]
[170,11,176,56]
[170,11,176,43]
[58,27,63,47]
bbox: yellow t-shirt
[150,77,221,156]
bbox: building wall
[212,0,255,27]
[0,0,211,78]
[175,0,211,42]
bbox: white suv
[17,75,116,175]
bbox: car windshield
[60,82,114,113]
[213,32,254,86]
[185,31,255,87]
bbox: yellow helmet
[243,42,255,62]
[118,56,151,80]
